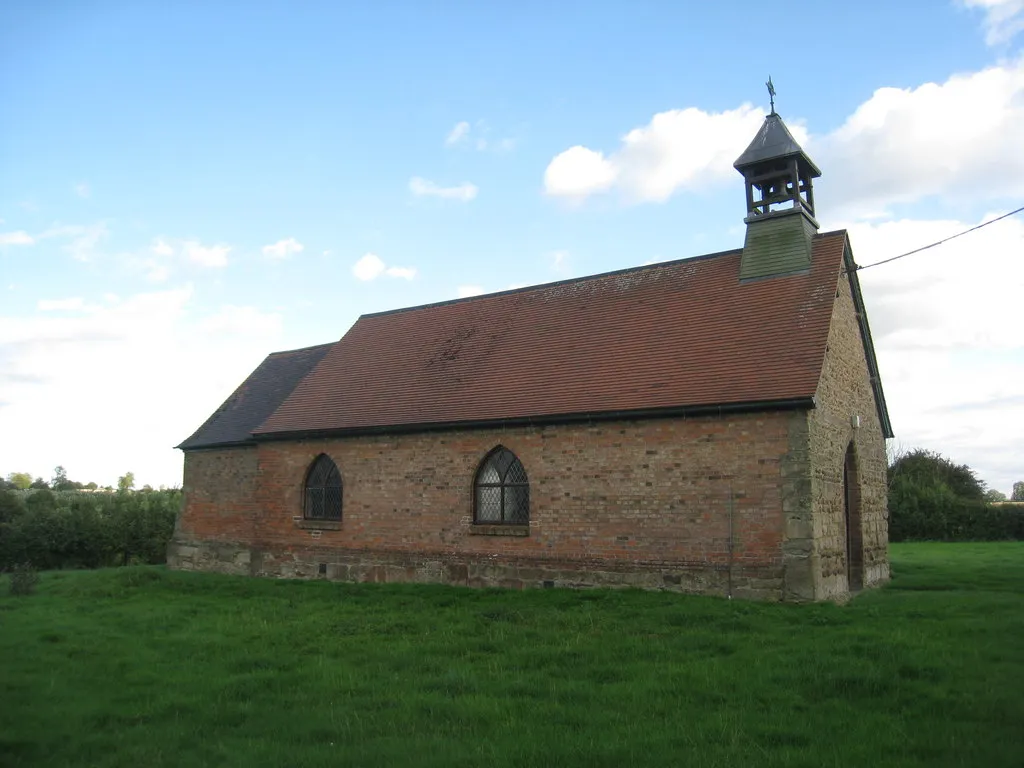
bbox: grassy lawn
[1,543,1022,767]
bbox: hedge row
[2,478,1018,569]
[0,489,180,571]
[888,485,1024,542]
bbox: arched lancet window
[304,454,342,521]
[474,446,529,525]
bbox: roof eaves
[252,396,817,442]
[178,439,256,452]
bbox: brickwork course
[170,111,893,601]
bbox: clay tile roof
[253,232,849,438]
[177,342,333,450]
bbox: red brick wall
[170,410,807,599]
[176,446,258,541]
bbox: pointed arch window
[474,446,529,525]
[304,454,342,521]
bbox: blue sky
[1,1,1022,493]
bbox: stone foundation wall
[167,538,787,600]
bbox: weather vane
[766,76,776,114]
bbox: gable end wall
[808,264,890,598]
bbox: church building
[168,106,892,601]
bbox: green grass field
[1,543,1022,767]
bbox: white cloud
[547,59,1024,213]
[385,266,417,280]
[38,297,87,312]
[262,237,305,260]
[847,212,1024,493]
[456,285,485,298]
[409,176,478,201]
[199,305,283,336]
[352,252,416,281]
[73,182,91,199]
[817,59,1024,215]
[963,0,1024,44]
[544,105,768,203]
[353,253,386,281]
[444,120,515,152]
[0,230,34,247]
[151,239,174,257]
[0,286,286,489]
[183,241,230,268]
[120,240,174,282]
[550,250,570,275]
[143,260,171,282]
[38,222,109,262]
[445,121,470,146]
[849,213,1024,350]
[544,146,617,200]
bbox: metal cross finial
[766,76,776,114]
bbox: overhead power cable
[852,204,1024,272]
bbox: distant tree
[140,484,154,493]
[51,465,79,491]
[888,449,1024,541]
[985,489,1008,503]
[84,482,98,491]
[6,473,32,490]
[888,450,986,502]
[1013,482,1024,502]
[25,489,57,513]
[117,472,135,493]
[0,489,26,523]
[29,477,50,490]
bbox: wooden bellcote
[734,104,822,281]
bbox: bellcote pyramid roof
[734,112,821,177]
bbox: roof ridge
[267,340,337,357]
[361,245,746,319]
[815,228,848,239]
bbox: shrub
[9,562,40,596]
[889,460,1024,542]
[0,489,26,523]
[0,489,181,572]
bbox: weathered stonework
[808,254,890,598]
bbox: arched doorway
[843,442,864,592]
